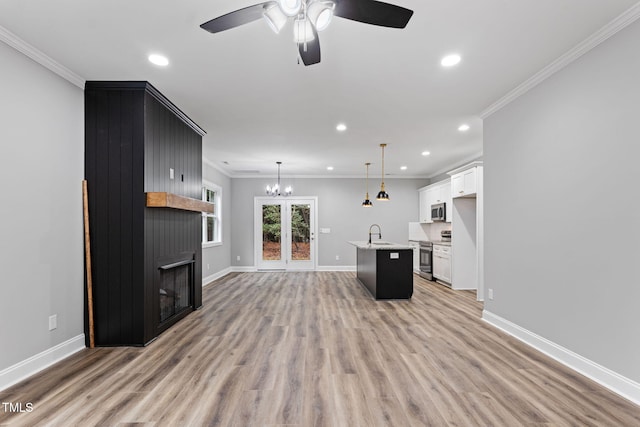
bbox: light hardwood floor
[1,272,638,426]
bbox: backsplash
[408,222,452,242]
[429,222,452,241]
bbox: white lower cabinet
[432,244,451,284]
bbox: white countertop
[348,241,414,250]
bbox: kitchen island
[348,241,414,300]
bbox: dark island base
[356,248,413,300]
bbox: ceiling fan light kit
[293,17,315,43]
[279,0,303,16]
[263,4,288,33]
[307,1,336,31]
[200,0,413,66]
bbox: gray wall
[484,20,640,382]
[0,41,84,370]
[202,161,232,280]
[231,178,427,267]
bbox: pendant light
[266,161,292,196]
[362,162,373,207]
[376,143,389,201]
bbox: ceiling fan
[200,0,413,66]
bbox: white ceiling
[1,0,638,177]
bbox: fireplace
[159,259,194,324]
[85,81,205,346]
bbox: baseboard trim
[482,310,640,406]
[202,267,233,287]
[207,266,357,276]
[231,266,258,273]
[0,334,86,392]
[316,265,357,272]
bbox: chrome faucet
[368,224,382,244]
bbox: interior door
[255,198,316,271]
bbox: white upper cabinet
[449,162,482,198]
[419,188,431,223]
[418,178,452,223]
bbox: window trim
[202,180,222,247]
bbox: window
[202,182,222,247]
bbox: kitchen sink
[371,241,393,245]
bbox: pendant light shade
[376,144,389,201]
[362,162,373,207]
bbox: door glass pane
[290,204,310,261]
[262,205,281,261]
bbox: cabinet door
[463,169,477,196]
[433,252,443,279]
[452,168,477,198]
[425,188,435,222]
[439,254,452,283]
[433,245,452,282]
[441,183,452,222]
[452,174,465,198]
[419,189,431,223]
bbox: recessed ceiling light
[400,166,408,170]
[336,123,347,132]
[421,151,431,156]
[441,54,461,67]
[148,54,169,66]
[327,166,334,171]
[458,124,470,132]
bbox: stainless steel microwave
[431,203,446,222]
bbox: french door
[255,197,317,270]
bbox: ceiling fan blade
[298,27,321,66]
[334,0,413,28]
[200,2,275,33]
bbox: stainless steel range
[418,241,433,280]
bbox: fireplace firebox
[159,260,194,323]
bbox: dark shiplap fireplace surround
[84,81,207,346]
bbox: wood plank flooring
[1,272,638,426]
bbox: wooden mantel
[146,192,214,213]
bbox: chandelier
[266,161,292,197]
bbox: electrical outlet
[335,255,340,261]
[207,263,210,270]
[236,255,240,261]
[488,289,494,300]
[49,315,57,331]
[169,168,174,180]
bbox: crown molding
[426,151,484,179]
[230,173,430,179]
[0,25,85,89]
[202,157,233,178]
[480,3,640,119]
